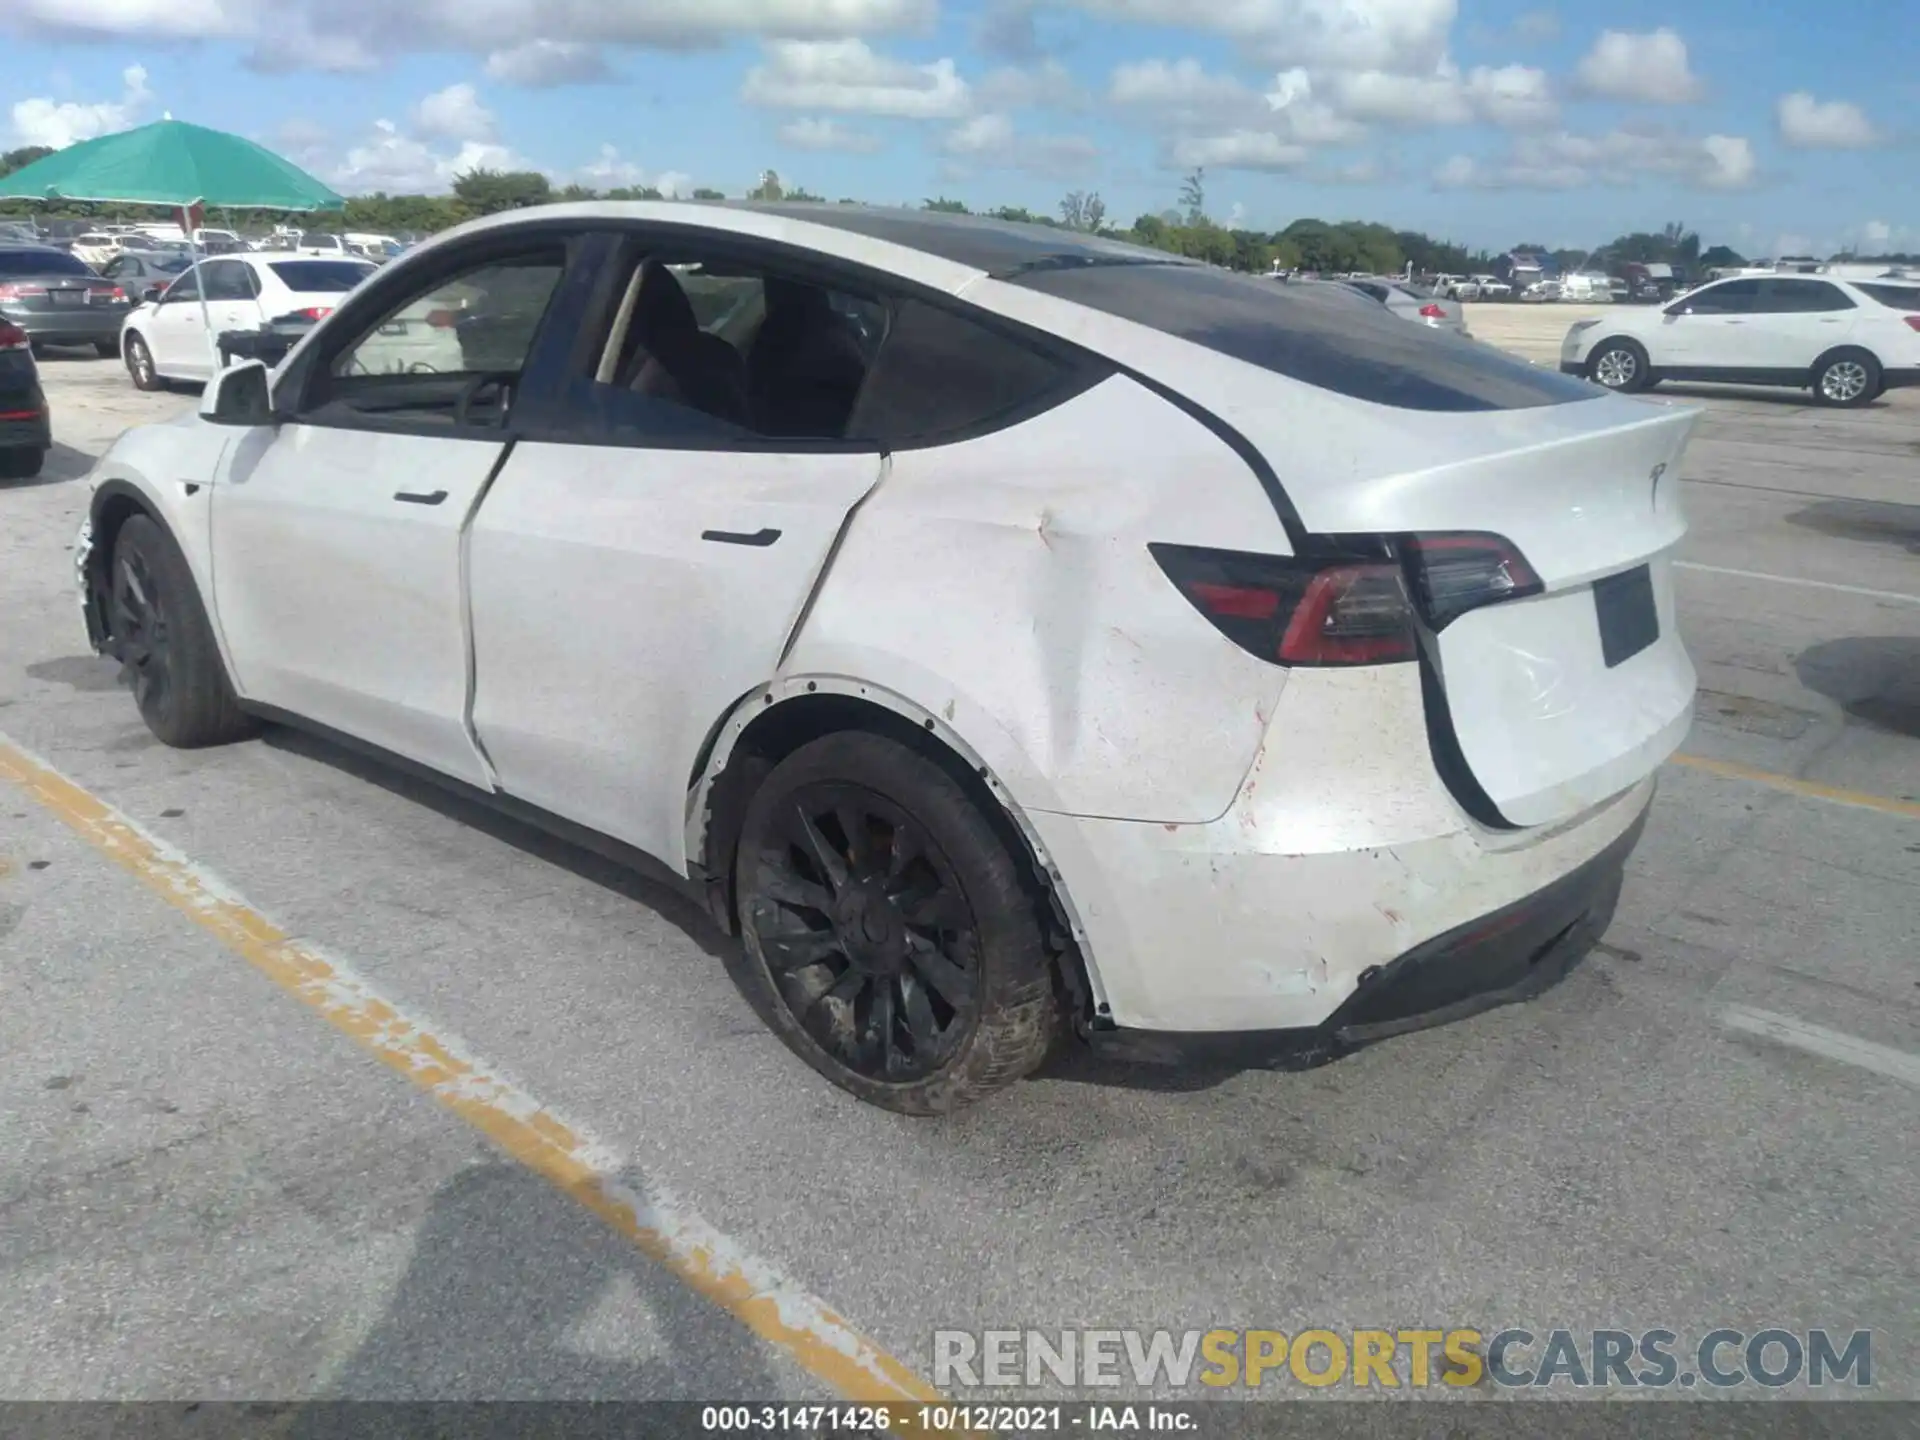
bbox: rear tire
[108,515,259,748]
[124,332,163,392]
[1587,338,1652,393]
[1812,349,1880,408]
[0,447,44,480]
[731,732,1060,1114]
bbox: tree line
[5,148,1913,271]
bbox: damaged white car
[74,202,1699,1113]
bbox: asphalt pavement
[2,338,1915,1414]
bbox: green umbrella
[0,117,344,211]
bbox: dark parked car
[0,317,50,479]
[0,244,132,356]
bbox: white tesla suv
[73,202,1700,1113]
[1561,273,1920,406]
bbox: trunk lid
[1271,399,1702,830]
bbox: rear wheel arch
[689,683,1103,1032]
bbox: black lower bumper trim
[1085,803,1649,1071]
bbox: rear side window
[1009,262,1597,411]
[1759,279,1854,313]
[0,249,93,276]
[1856,283,1920,309]
[847,298,1082,444]
[271,261,376,292]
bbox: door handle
[394,489,448,506]
[701,527,781,547]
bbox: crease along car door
[467,257,887,873]
[210,245,572,788]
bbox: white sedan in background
[74,201,1699,1113]
[119,254,458,389]
[1561,273,1920,406]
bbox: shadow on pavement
[0,441,95,489]
[1785,498,1920,555]
[1795,636,1920,739]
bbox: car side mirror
[201,360,276,427]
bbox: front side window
[302,250,567,425]
[163,270,200,303]
[1676,280,1757,315]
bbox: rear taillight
[90,285,126,302]
[292,306,333,320]
[1419,303,1447,319]
[424,308,460,329]
[1152,544,1419,666]
[0,283,47,300]
[1904,316,1920,332]
[0,321,28,351]
[1152,532,1543,667]
[1400,533,1542,629]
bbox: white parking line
[1674,562,1920,606]
[1718,1006,1920,1089]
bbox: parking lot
[2,305,1917,1409]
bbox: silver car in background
[1340,277,1472,339]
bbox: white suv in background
[1561,274,1920,407]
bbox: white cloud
[412,82,496,144]
[1435,127,1755,192]
[3,0,940,71]
[1775,92,1879,149]
[1070,0,1456,74]
[1463,64,1556,126]
[484,40,612,87]
[8,62,152,148]
[779,116,884,152]
[329,118,528,194]
[1861,219,1891,248]
[1110,58,1360,146]
[940,112,1098,177]
[572,144,691,195]
[1573,28,1702,104]
[742,39,970,119]
[1170,130,1309,172]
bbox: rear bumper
[6,310,124,345]
[1026,662,1668,1039]
[1087,806,1642,1069]
[0,389,50,450]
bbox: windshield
[270,260,377,292]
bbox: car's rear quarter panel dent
[780,373,1296,826]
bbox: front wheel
[1812,350,1880,408]
[732,733,1061,1114]
[124,332,162,392]
[1588,338,1652,393]
[108,515,259,748]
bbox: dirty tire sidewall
[114,515,258,748]
[733,732,1060,1115]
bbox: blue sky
[3,1,1914,255]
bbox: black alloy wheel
[110,540,172,723]
[732,732,1061,1113]
[748,782,980,1082]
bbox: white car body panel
[467,443,887,872]
[210,426,499,788]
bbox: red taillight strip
[0,408,43,420]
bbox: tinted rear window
[1856,282,1920,309]
[0,248,94,277]
[270,261,376,292]
[1010,263,1600,411]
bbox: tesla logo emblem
[1649,462,1667,506]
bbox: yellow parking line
[0,734,948,1426]
[1672,752,1920,821]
